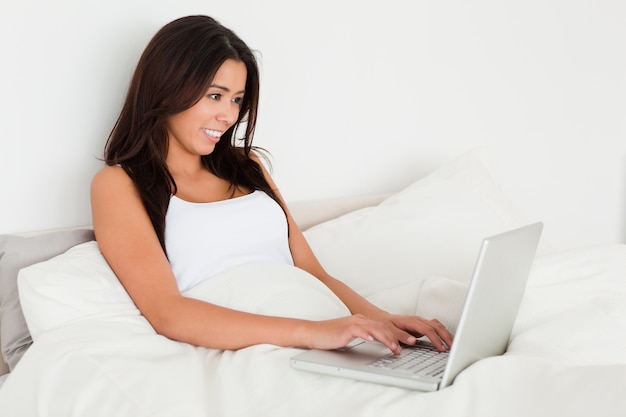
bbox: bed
[1,149,625,416]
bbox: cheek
[166,113,191,135]
[164,120,188,146]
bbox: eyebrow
[210,84,246,95]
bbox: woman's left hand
[372,312,454,352]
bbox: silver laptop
[291,222,543,391]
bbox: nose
[217,101,239,125]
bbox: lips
[202,128,222,143]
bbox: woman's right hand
[304,314,402,355]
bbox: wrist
[293,319,316,349]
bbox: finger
[398,318,452,352]
[360,323,401,355]
[428,319,454,349]
[373,333,401,355]
[420,323,453,352]
[392,328,419,346]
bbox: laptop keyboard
[369,343,449,377]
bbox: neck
[166,149,206,179]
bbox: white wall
[1,0,625,250]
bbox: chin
[198,144,217,156]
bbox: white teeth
[202,129,222,138]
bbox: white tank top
[165,190,294,292]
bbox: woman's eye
[232,97,243,106]
[208,93,221,100]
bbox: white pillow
[17,241,140,341]
[304,148,539,324]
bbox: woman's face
[166,59,247,159]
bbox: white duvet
[1,241,625,417]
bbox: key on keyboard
[369,344,449,377]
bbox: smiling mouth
[202,128,223,139]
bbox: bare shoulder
[90,165,144,209]
[249,148,270,167]
[249,149,275,184]
[91,165,134,193]
[90,165,150,240]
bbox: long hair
[104,15,280,252]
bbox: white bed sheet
[1,243,625,417]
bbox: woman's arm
[254,158,453,352]
[91,165,403,352]
[288,217,452,351]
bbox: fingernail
[407,336,417,344]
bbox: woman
[91,15,452,355]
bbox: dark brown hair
[104,15,280,251]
